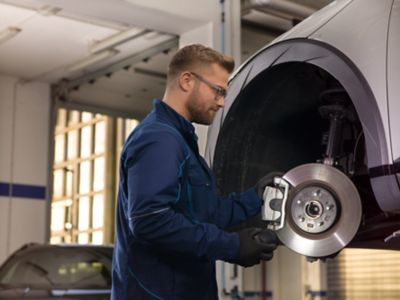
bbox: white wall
[0,75,51,264]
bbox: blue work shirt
[112,99,262,300]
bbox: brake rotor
[277,163,362,257]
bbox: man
[112,44,279,300]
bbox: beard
[186,87,217,125]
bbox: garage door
[327,249,400,300]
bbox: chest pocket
[188,168,211,187]
[184,161,217,223]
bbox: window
[52,108,138,245]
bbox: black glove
[255,172,284,198]
[231,228,279,268]
[255,229,280,261]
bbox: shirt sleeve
[193,157,262,230]
[213,187,262,230]
[123,127,239,261]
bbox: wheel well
[214,61,381,219]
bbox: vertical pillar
[268,247,304,300]
[223,0,242,66]
[303,259,328,300]
[104,116,117,244]
[0,75,51,263]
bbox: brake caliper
[261,177,290,230]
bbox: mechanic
[112,44,279,300]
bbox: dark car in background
[0,243,112,299]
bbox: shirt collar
[153,99,198,141]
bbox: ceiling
[241,0,333,61]
[0,1,178,83]
[0,0,333,119]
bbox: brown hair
[167,44,235,83]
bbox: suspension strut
[320,104,346,165]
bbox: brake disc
[277,163,362,257]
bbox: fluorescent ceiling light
[90,28,151,53]
[143,31,162,40]
[37,5,62,16]
[67,49,119,72]
[0,27,21,45]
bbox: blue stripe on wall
[0,182,46,200]
[0,182,10,195]
[241,290,327,299]
[242,291,273,298]
[306,290,328,297]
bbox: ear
[178,71,193,92]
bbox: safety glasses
[189,72,227,100]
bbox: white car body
[207,0,400,255]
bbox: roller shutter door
[327,249,400,300]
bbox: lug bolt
[313,189,321,197]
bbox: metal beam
[133,67,167,80]
[60,37,178,92]
[244,0,316,19]
[242,19,286,36]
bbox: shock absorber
[320,104,346,165]
[318,88,353,166]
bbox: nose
[216,96,225,108]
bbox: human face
[186,64,229,125]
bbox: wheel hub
[291,186,338,234]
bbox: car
[0,243,112,299]
[206,0,400,258]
